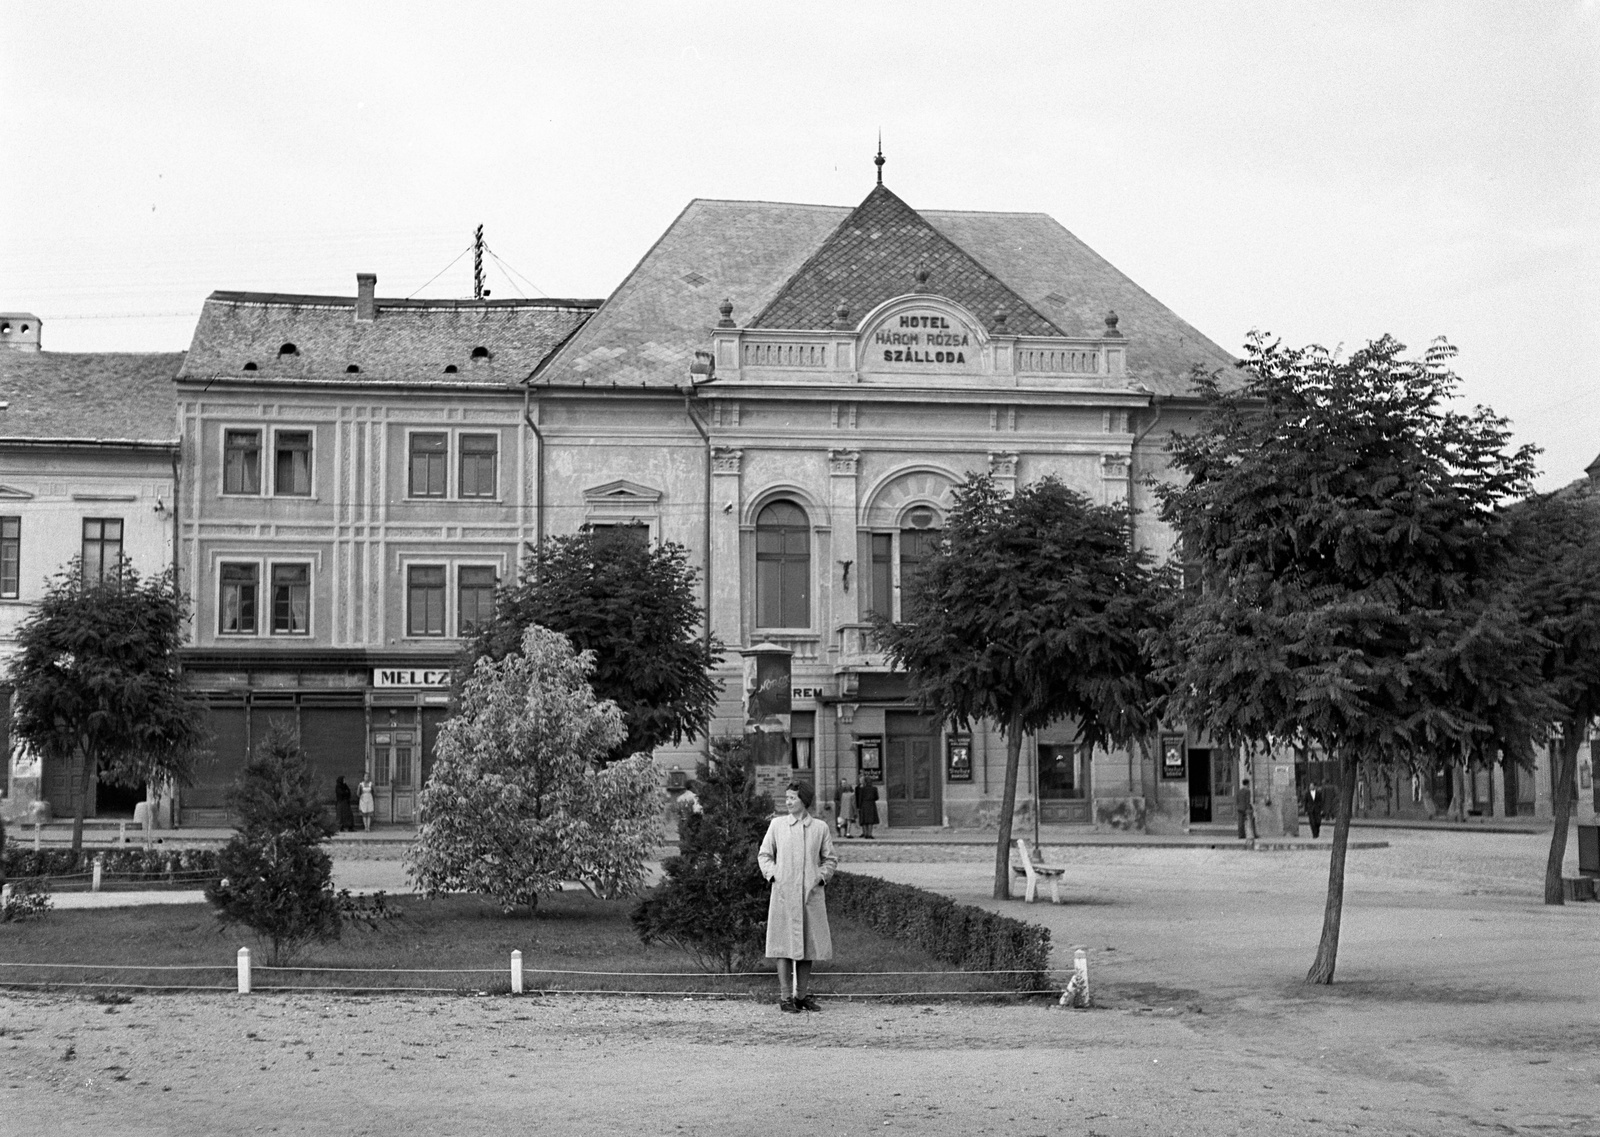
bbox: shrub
[825,872,1052,991]
[632,736,774,972]
[205,729,341,964]
[1,878,52,922]
[1,847,221,884]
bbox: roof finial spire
[875,132,885,185]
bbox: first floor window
[224,429,261,494]
[274,430,312,496]
[0,516,18,598]
[82,517,123,583]
[407,565,446,636]
[270,563,310,635]
[220,563,259,634]
[587,522,649,552]
[457,566,497,636]
[409,433,448,497]
[755,500,810,628]
[459,433,498,498]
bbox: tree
[205,729,341,964]
[407,624,663,914]
[873,473,1167,900]
[632,735,775,971]
[1501,480,1600,903]
[1157,333,1541,983]
[7,559,204,857]
[469,531,722,764]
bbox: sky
[2,0,1596,488]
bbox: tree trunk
[992,713,1023,900]
[1543,728,1582,906]
[70,745,94,860]
[1306,753,1358,985]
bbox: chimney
[355,274,377,322]
[0,313,43,352]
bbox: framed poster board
[946,734,972,782]
[857,737,882,784]
[1160,733,1187,780]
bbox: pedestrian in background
[358,775,375,832]
[1305,781,1325,839]
[335,776,356,832]
[758,782,837,1013]
[855,778,879,840]
[834,777,857,838]
[1235,779,1256,841]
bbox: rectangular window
[0,516,18,598]
[1039,743,1089,800]
[409,433,448,497]
[223,430,261,494]
[407,565,446,636]
[458,434,498,498]
[219,562,259,634]
[274,431,312,496]
[588,523,649,552]
[81,518,123,583]
[869,533,893,620]
[457,566,497,636]
[270,563,310,635]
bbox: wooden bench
[1011,839,1066,903]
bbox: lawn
[0,889,1033,999]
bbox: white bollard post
[237,947,252,995]
[33,823,41,851]
[119,821,128,846]
[1059,946,1090,1008]
[92,855,103,892]
[510,950,523,995]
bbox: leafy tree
[1157,333,1540,983]
[205,729,341,964]
[632,735,775,971]
[7,559,204,857]
[873,473,1167,900]
[469,532,722,764]
[1501,480,1600,903]
[408,624,663,914]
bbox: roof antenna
[875,132,885,185]
[473,224,487,300]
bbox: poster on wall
[857,738,883,784]
[1160,734,1187,780]
[946,735,972,782]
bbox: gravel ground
[2,830,1595,1136]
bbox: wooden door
[1187,748,1213,823]
[885,713,940,827]
[371,730,418,823]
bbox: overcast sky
[2,1,1595,488]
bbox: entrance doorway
[1038,744,1091,823]
[96,778,146,818]
[1187,748,1213,823]
[370,729,417,823]
[885,711,941,827]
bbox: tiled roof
[0,351,182,443]
[751,184,1061,336]
[541,192,1237,395]
[178,291,601,386]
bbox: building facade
[0,314,182,821]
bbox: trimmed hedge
[826,871,1052,991]
[1,846,221,884]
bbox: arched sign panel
[860,301,983,375]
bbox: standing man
[1235,779,1256,841]
[1305,780,1325,839]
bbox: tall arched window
[755,500,810,628]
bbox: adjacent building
[0,314,182,821]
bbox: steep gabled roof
[539,193,1238,395]
[0,352,183,444]
[751,184,1060,336]
[179,291,601,386]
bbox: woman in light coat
[758,781,838,1012]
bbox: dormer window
[278,343,299,356]
[346,364,361,373]
[470,346,491,361]
[242,362,258,371]
[443,364,459,374]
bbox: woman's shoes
[779,997,801,1013]
[795,995,821,1012]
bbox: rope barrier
[0,962,232,972]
